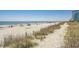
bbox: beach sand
[0,22,59,47]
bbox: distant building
[72,10,79,21]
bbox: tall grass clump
[3,33,37,48]
[64,21,79,48]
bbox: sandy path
[35,23,68,48]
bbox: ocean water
[0,21,58,25]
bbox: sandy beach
[0,22,60,46]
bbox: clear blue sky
[0,10,72,21]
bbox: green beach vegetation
[64,21,79,48]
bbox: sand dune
[35,23,69,48]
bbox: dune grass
[64,21,79,48]
[3,33,37,48]
[33,22,65,40]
